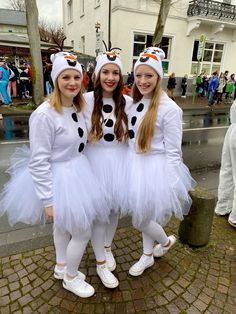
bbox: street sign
[197,34,206,61]
[96,31,103,53]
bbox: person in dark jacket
[167,72,176,100]
[181,74,188,98]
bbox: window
[67,0,73,23]
[81,36,85,54]
[133,33,172,74]
[191,40,224,75]
[80,0,85,16]
[95,0,101,7]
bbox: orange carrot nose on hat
[95,51,123,76]
[50,51,83,84]
[134,47,165,79]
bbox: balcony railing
[187,0,236,21]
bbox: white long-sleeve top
[128,92,183,165]
[28,100,87,207]
[83,91,133,147]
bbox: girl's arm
[28,111,55,208]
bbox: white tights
[91,211,119,262]
[135,220,169,255]
[53,227,91,277]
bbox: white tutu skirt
[85,144,127,214]
[124,151,196,227]
[0,145,109,234]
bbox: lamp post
[108,0,111,45]
[95,22,101,56]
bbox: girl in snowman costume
[83,49,132,288]
[125,47,196,276]
[0,52,110,297]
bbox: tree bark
[152,0,172,46]
[25,0,44,106]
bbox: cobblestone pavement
[0,214,235,314]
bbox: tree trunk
[152,0,172,46]
[25,0,44,106]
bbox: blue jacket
[0,66,10,82]
[208,76,218,92]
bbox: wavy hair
[88,73,128,143]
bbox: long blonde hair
[132,77,162,153]
[49,80,84,113]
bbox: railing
[187,0,236,21]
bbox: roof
[0,9,26,26]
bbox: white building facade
[63,0,236,77]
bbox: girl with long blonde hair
[126,47,196,276]
[0,52,110,297]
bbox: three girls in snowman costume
[0,47,195,298]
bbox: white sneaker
[129,254,154,276]
[228,219,236,228]
[105,247,116,271]
[153,235,176,258]
[54,265,86,281]
[215,208,231,216]
[96,264,119,288]
[63,275,95,298]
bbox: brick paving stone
[0,295,10,306]
[163,289,176,302]
[122,290,132,301]
[22,306,33,314]
[10,290,22,302]
[18,293,34,307]
[193,299,208,312]
[0,214,235,313]
[21,284,33,295]
[0,306,10,314]
[30,286,43,298]
[207,304,224,314]
[10,301,20,313]
[174,297,189,310]
[182,291,196,303]
[0,285,10,296]
[166,303,181,313]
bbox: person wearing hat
[124,47,196,276]
[0,52,110,298]
[83,50,132,288]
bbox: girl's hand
[44,206,53,221]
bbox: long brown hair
[88,73,128,143]
[49,79,84,113]
[132,76,162,153]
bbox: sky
[0,0,63,24]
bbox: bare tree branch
[39,19,66,51]
[9,0,26,11]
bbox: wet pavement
[0,96,235,313]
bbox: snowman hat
[134,47,165,79]
[95,51,123,76]
[50,51,83,84]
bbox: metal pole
[108,0,111,46]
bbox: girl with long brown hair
[126,47,196,276]
[83,50,132,288]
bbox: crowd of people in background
[0,59,33,106]
[1,56,236,108]
[195,70,236,108]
